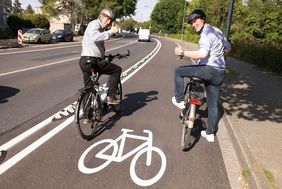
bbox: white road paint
[0,40,136,77]
[78,129,166,186]
[0,38,162,175]
[78,128,167,186]
[0,36,122,56]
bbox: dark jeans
[174,65,225,135]
[79,57,122,98]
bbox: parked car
[22,28,53,44]
[138,29,150,42]
[52,30,74,42]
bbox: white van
[138,29,150,42]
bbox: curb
[222,113,272,189]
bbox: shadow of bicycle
[86,90,159,141]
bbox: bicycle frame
[96,129,153,166]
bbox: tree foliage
[12,0,23,16]
[39,0,137,30]
[26,4,35,14]
[119,18,138,32]
[151,0,184,34]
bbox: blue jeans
[174,65,225,134]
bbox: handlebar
[105,49,130,62]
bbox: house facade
[0,0,12,30]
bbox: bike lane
[0,38,231,189]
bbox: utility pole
[181,0,189,41]
[225,0,235,39]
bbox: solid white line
[0,40,137,77]
[0,36,123,56]
[0,57,79,76]
[0,38,160,175]
[0,43,81,55]
[0,116,74,175]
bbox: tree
[12,0,23,16]
[26,4,35,14]
[119,18,138,32]
[40,0,137,30]
[151,0,184,34]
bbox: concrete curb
[222,113,272,189]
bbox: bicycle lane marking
[78,129,167,187]
[0,38,161,175]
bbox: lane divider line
[0,35,123,56]
[0,38,161,175]
[0,40,137,77]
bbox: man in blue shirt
[79,8,121,105]
[172,9,231,142]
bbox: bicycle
[78,128,167,187]
[75,50,130,140]
[180,77,204,151]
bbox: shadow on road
[87,90,158,141]
[0,86,20,104]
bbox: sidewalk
[221,57,282,189]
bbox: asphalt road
[0,34,231,188]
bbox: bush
[23,14,50,29]
[231,42,282,74]
[7,15,23,36]
[7,14,50,36]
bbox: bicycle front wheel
[75,89,102,140]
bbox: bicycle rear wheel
[181,85,196,150]
[111,81,122,113]
[181,105,191,150]
[75,89,102,140]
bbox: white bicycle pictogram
[78,128,167,186]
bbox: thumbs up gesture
[110,22,119,34]
[175,43,184,57]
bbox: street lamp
[181,0,190,41]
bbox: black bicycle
[180,77,204,151]
[75,50,130,140]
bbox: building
[0,0,12,30]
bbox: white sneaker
[172,96,185,109]
[201,131,215,142]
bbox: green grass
[263,169,278,189]
[242,168,252,182]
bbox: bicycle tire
[75,89,103,140]
[111,81,122,113]
[181,83,196,150]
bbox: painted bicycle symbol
[78,128,167,186]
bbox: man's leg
[205,84,221,135]
[97,60,122,99]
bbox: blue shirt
[197,24,231,69]
[81,19,112,58]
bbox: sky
[15,0,158,22]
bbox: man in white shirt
[172,9,231,142]
[79,8,121,104]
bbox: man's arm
[175,43,206,60]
